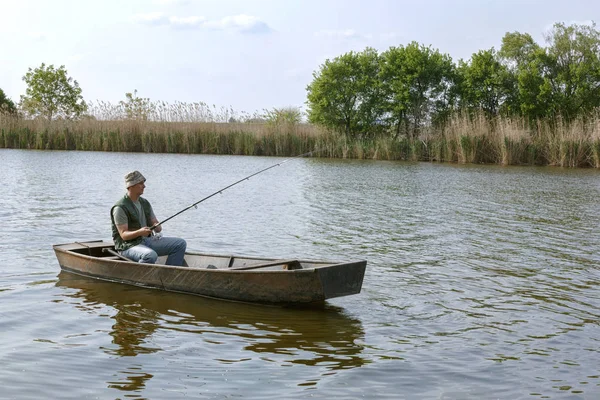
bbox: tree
[457,49,517,116]
[20,63,87,120]
[379,42,455,138]
[499,32,540,68]
[500,31,558,120]
[264,107,303,126]
[119,90,155,120]
[542,22,600,119]
[500,23,600,120]
[0,88,16,114]
[306,47,384,138]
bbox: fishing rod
[151,149,320,230]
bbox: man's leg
[148,237,187,266]
[121,242,158,264]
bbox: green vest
[110,195,153,251]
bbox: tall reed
[2,105,600,168]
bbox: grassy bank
[2,113,600,167]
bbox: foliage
[118,90,155,120]
[304,21,600,136]
[20,63,87,120]
[543,22,600,119]
[0,88,16,114]
[380,42,456,138]
[456,48,517,116]
[499,31,540,67]
[306,47,383,138]
[264,106,303,125]
[500,22,600,120]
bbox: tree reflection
[56,271,367,392]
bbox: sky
[0,0,598,116]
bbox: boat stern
[317,260,367,300]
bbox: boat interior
[54,240,334,271]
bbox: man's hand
[150,219,162,233]
[137,227,153,237]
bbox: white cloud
[133,12,271,34]
[169,15,205,28]
[204,14,272,34]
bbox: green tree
[119,90,155,120]
[20,63,87,120]
[457,49,517,116]
[542,22,600,119]
[0,88,16,114]
[517,50,549,119]
[380,42,455,138]
[499,32,540,68]
[264,106,303,126]
[500,32,557,120]
[306,47,383,137]
[500,23,600,120]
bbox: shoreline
[1,114,599,168]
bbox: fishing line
[151,149,320,230]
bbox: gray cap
[124,170,146,188]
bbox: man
[110,170,187,266]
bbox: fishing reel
[151,231,163,240]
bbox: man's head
[124,170,146,189]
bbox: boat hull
[53,241,366,304]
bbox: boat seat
[103,256,121,260]
[229,259,302,271]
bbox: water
[1,149,599,399]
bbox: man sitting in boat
[110,170,187,266]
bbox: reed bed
[2,109,600,168]
[422,111,600,167]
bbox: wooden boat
[53,240,367,305]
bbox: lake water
[1,148,599,399]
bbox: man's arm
[148,206,162,233]
[116,223,152,241]
[149,217,162,233]
[113,206,152,240]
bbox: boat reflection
[56,272,366,392]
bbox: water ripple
[1,150,600,399]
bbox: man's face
[130,181,146,195]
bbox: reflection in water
[104,304,162,357]
[55,272,366,392]
[107,369,154,393]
